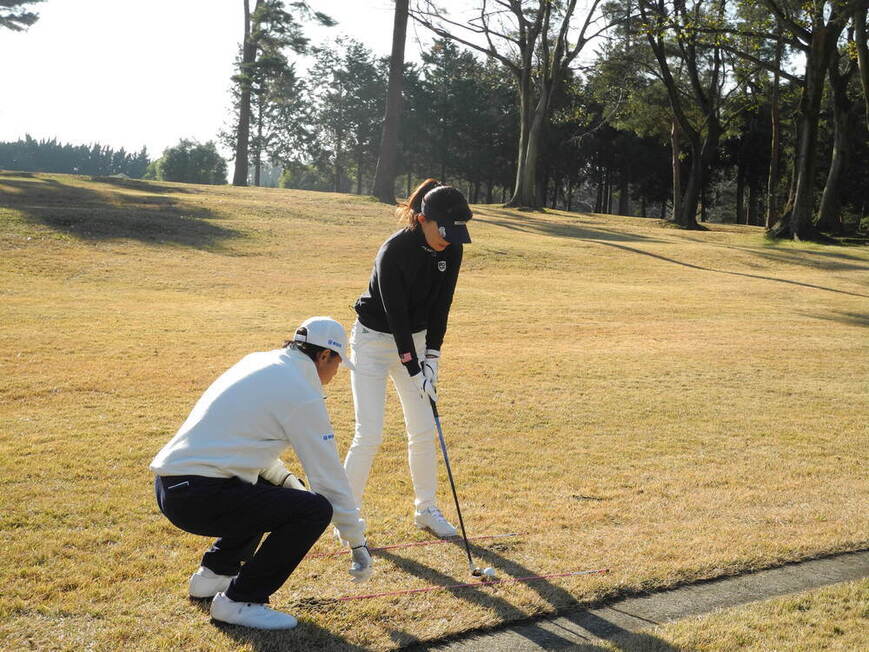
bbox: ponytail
[397,178,441,229]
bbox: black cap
[421,185,472,244]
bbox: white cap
[293,316,355,370]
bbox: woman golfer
[343,179,472,538]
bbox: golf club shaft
[430,398,476,572]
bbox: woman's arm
[426,244,463,352]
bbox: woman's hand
[421,349,440,387]
[412,372,438,402]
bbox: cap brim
[442,224,471,244]
[341,355,356,371]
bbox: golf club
[430,398,497,580]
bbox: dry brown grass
[605,579,869,651]
[1,172,866,650]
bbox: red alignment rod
[338,568,610,601]
[309,532,524,559]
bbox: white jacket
[150,347,365,547]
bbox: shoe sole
[210,616,297,630]
[415,521,458,538]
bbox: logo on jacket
[438,261,447,272]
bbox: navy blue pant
[154,474,333,603]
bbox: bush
[150,140,227,185]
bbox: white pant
[344,320,437,510]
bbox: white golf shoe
[414,505,458,538]
[210,592,298,630]
[188,566,234,599]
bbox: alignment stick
[309,532,524,559]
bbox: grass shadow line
[0,173,238,248]
[476,210,663,244]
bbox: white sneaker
[210,592,298,630]
[188,566,234,599]
[414,505,458,538]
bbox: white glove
[281,473,307,491]
[349,544,373,582]
[421,349,440,388]
[411,371,438,403]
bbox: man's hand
[421,349,440,388]
[411,371,438,403]
[349,544,373,582]
[281,473,307,491]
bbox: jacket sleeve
[377,241,421,377]
[283,398,366,547]
[426,244,463,351]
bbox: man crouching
[150,317,370,630]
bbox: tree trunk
[335,131,343,193]
[618,177,629,216]
[671,118,682,222]
[356,146,363,195]
[595,172,603,212]
[817,60,856,233]
[486,179,493,204]
[774,24,840,239]
[766,28,783,229]
[680,146,703,227]
[254,93,263,187]
[854,7,869,129]
[507,67,533,206]
[735,164,745,224]
[372,0,408,204]
[640,196,647,217]
[232,0,258,187]
[406,171,411,197]
[747,182,758,226]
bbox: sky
[0,1,412,158]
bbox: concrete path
[412,550,868,651]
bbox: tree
[230,0,333,186]
[150,140,227,185]
[372,0,410,203]
[411,0,620,208]
[759,0,863,239]
[0,0,43,31]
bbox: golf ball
[482,567,497,578]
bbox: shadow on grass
[188,597,367,651]
[476,209,662,244]
[748,247,869,273]
[589,240,869,298]
[0,173,238,248]
[800,310,869,328]
[88,175,194,195]
[381,543,679,651]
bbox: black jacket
[354,228,462,376]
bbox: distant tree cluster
[144,140,227,185]
[0,136,150,178]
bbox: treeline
[228,32,865,234]
[225,1,867,238]
[0,136,150,178]
[226,36,671,213]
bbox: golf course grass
[606,578,869,651]
[1,172,866,650]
